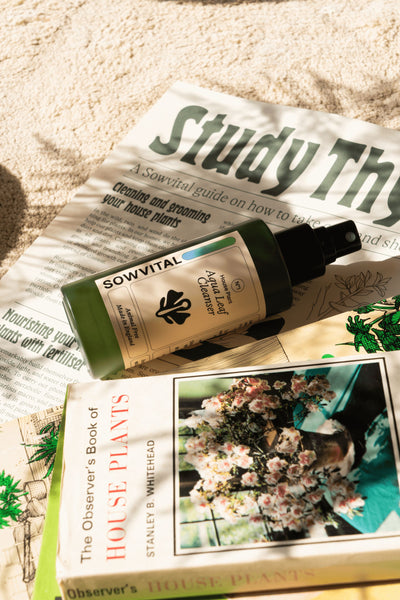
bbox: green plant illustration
[341,295,400,353]
[307,271,391,321]
[0,470,28,529]
[23,421,60,478]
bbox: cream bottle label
[95,232,266,368]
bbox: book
[24,292,400,600]
[29,293,400,600]
[0,289,396,600]
[2,82,400,421]
[56,352,400,598]
[32,395,400,600]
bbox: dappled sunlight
[0,166,27,278]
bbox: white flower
[241,471,259,487]
[231,393,248,408]
[287,463,302,479]
[298,450,317,466]
[258,493,275,509]
[182,413,205,429]
[266,456,287,473]
[235,454,254,469]
[281,513,303,532]
[237,494,258,515]
[185,436,206,452]
[201,395,224,411]
[333,493,365,516]
[305,489,325,504]
[275,427,302,454]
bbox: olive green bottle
[61,218,361,379]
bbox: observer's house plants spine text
[57,353,400,599]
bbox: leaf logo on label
[156,290,192,325]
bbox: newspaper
[1,81,400,422]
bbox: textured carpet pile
[1,0,400,278]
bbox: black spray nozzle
[275,219,362,286]
[314,220,361,265]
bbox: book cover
[56,353,400,598]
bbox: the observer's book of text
[56,352,400,598]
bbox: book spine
[56,553,400,600]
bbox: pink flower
[290,503,305,518]
[241,471,259,487]
[233,453,253,469]
[246,385,262,398]
[298,450,317,466]
[237,494,258,514]
[183,414,204,429]
[267,456,287,473]
[307,376,330,395]
[232,393,248,408]
[213,495,229,510]
[248,394,280,413]
[234,444,251,456]
[333,494,365,515]
[246,377,271,390]
[249,514,264,524]
[201,395,224,411]
[276,482,289,498]
[258,493,275,509]
[276,496,291,510]
[287,463,302,478]
[264,394,281,408]
[202,477,220,492]
[234,377,272,397]
[305,400,319,413]
[249,398,268,413]
[275,427,301,454]
[281,514,303,532]
[273,380,286,390]
[214,458,232,472]
[291,374,308,396]
[185,436,206,451]
[306,488,324,504]
[301,474,317,488]
[264,472,282,485]
[221,441,234,454]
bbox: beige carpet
[1,0,400,279]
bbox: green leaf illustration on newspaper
[307,270,391,321]
[23,422,60,479]
[0,470,28,528]
[341,295,400,353]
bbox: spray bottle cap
[275,220,361,286]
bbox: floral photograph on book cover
[176,358,400,551]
